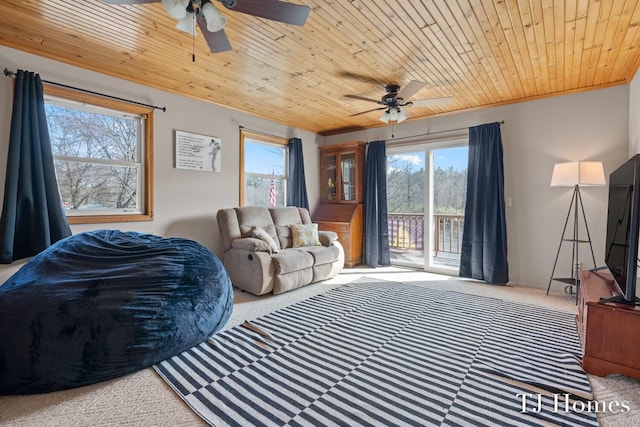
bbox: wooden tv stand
[577,270,640,380]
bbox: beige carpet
[1,267,639,426]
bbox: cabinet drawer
[317,222,350,233]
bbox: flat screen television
[604,154,640,304]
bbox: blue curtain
[0,70,71,264]
[459,122,509,284]
[364,141,390,267]
[287,137,309,210]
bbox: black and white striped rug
[154,279,599,426]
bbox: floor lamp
[547,161,606,303]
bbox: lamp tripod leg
[547,189,577,295]
[576,187,598,268]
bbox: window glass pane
[56,160,139,212]
[42,85,152,223]
[244,140,286,175]
[387,152,425,213]
[433,146,468,214]
[244,176,285,207]
[240,131,288,207]
[45,104,138,162]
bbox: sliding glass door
[387,150,426,267]
[387,141,468,272]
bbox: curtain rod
[383,120,505,143]
[238,125,289,141]
[3,68,166,112]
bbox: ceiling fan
[101,0,310,53]
[345,80,453,123]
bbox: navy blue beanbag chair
[0,230,233,394]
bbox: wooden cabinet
[319,142,365,203]
[314,204,363,267]
[577,269,640,380]
[314,142,365,267]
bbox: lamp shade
[550,161,606,187]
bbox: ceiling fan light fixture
[380,109,391,124]
[202,1,228,32]
[396,108,409,123]
[161,0,189,20]
[175,12,196,35]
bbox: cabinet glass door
[325,154,337,201]
[340,153,357,201]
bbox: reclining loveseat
[216,206,344,295]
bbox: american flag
[269,179,276,206]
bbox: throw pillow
[292,223,322,247]
[252,226,279,253]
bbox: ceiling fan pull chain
[192,13,196,62]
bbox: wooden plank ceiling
[0,0,639,136]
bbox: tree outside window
[43,85,153,224]
[240,130,287,207]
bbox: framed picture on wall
[175,130,222,172]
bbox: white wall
[325,87,630,290]
[0,45,633,290]
[0,46,322,282]
[630,69,640,155]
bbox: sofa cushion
[270,207,305,249]
[299,245,341,266]
[236,207,279,249]
[252,226,279,253]
[231,237,272,252]
[216,208,242,252]
[271,249,314,275]
[312,262,338,283]
[318,230,338,246]
[273,268,313,295]
[292,223,322,247]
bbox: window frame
[239,130,288,207]
[43,84,154,224]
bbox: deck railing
[387,213,464,255]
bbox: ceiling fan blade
[100,0,159,4]
[349,107,386,117]
[224,0,310,26]
[337,71,387,88]
[344,94,381,104]
[409,96,454,107]
[197,14,232,53]
[396,80,427,101]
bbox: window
[240,130,287,207]
[43,85,153,224]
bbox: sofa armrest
[318,230,338,247]
[231,237,272,252]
